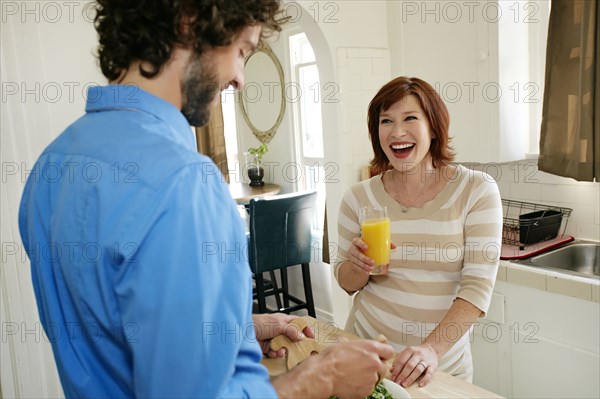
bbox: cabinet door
[473,280,600,398]
[471,292,511,397]
[389,2,493,163]
[503,282,600,398]
[388,1,536,163]
[511,332,600,398]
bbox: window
[221,87,240,182]
[289,32,325,231]
[527,0,551,157]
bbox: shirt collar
[85,85,195,150]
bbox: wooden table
[262,317,502,399]
[228,182,281,205]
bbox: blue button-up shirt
[19,85,276,398]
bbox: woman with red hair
[335,76,503,388]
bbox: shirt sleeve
[113,163,277,398]
[456,174,503,315]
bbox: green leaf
[247,143,269,162]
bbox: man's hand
[272,338,395,398]
[252,314,314,358]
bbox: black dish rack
[501,199,572,247]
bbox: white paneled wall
[1,5,104,398]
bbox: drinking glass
[359,205,391,275]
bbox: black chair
[248,191,317,317]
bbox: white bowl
[381,378,411,399]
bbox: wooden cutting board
[262,316,502,399]
[269,318,325,370]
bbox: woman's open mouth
[390,143,415,158]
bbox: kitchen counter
[262,316,501,398]
[498,260,600,302]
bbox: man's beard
[181,53,220,127]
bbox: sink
[517,240,600,278]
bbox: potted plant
[245,143,268,186]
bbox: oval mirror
[238,41,285,144]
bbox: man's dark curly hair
[94,0,285,81]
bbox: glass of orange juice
[359,206,391,275]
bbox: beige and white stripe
[335,165,502,381]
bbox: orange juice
[361,218,391,267]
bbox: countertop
[262,316,502,399]
[498,260,600,302]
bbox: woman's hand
[348,238,397,274]
[390,343,438,388]
[338,239,397,293]
[348,237,376,273]
[252,313,315,358]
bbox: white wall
[1,3,104,397]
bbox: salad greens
[330,382,393,399]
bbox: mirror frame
[238,41,286,144]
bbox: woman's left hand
[390,343,438,388]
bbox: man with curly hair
[19,1,393,398]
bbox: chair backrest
[248,191,317,273]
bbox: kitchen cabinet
[472,279,600,398]
[471,292,512,397]
[388,1,548,162]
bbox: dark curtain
[539,0,599,181]
[195,100,230,182]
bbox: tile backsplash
[336,47,391,185]
[464,160,600,241]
